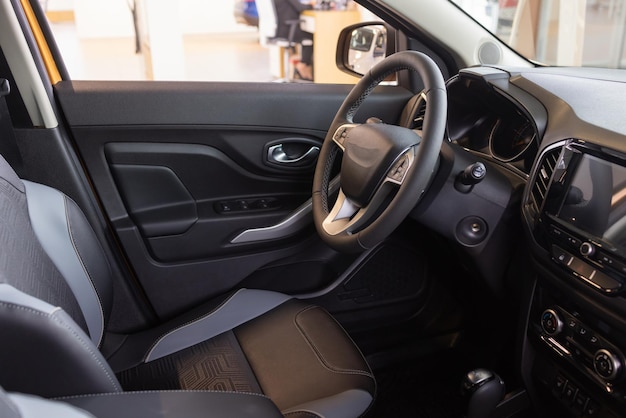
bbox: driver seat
[0,154,375,417]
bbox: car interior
[2,0,626,417]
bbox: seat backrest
[256,0,278,45]
[0,154,120,397]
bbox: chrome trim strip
[540,334,571,357]
[230,176,340,244]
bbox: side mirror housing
[336,22,396,77]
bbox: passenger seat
[0,154,375,417]
[0,384,283,418]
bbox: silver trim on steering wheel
[321,148,416,236]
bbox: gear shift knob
[461,368,505,418]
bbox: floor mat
[365,355,468,418]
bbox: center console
[523,139,626,417]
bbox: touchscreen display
[557,154,626,252]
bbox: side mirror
[336,22,396,77]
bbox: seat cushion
[0,386,282,418]
[0,391,94,418]
[59,391,282,418]
[117,331,262,393]
[236,300,376,415]
[115,298,375,417]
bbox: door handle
[267,143,320,166]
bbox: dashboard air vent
[530,147,562,213]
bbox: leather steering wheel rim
[312,51,447,252]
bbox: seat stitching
[293,305,375,379]
[144,289,243,360]
[64,196,106,347]
[283,410,322,418]
[0,302,121,392]
[0,177,24,194]
[54,389,271,401]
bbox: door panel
[106,141,312,261]
[54,80,412,319]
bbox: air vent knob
[541,308,562,336]
[594,349,622,381]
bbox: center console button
[568,256,595,280]
[597,253,614,266]
[573,392,588,412]
[563,383,578,402]
[611,258,626,275]
[589,270,622,293]
[580,242,595,257]
[552,245,573,265]
[585,399,599,416]
[566,317,577,329]
[564,234,581,248]
[549,225,564,238]
[554,375,566,393]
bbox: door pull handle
[267,144,319,166]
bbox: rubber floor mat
[365,357,467,418]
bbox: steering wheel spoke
[322,190,359,235]
[322,181,397,236]
[332,123,360,150]
[385,148,416,186]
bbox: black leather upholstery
[0,155,376,417]
[0,165,87,332]
[0,289,121,397]
[0,386,283,418]
[237,300,376,414]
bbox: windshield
[451,0,625,68]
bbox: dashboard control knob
[455,162,487,193]
[541,308,563,335]
[580,242,595,257]
[593,349,622,381]
[466,162,487,182]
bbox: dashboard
[446,68,544,175]
[443,65,626,417]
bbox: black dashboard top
[448,65,626,176]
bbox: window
[452,0,626,68]
[43,0,377,83]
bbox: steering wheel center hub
[341,123,421,207]
[312,50,447,252]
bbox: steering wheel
[312,51,447,252]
